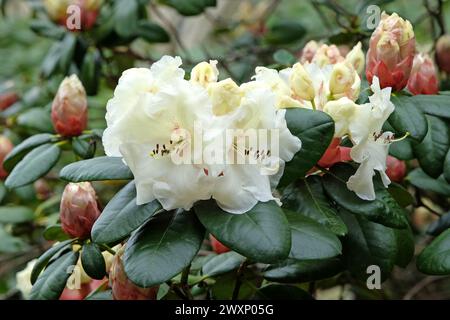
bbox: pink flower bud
[60,182,100,239]
[51,75,88,137]
[366,12,415,91]
[300,40,320,64]
[44,0,101,31]
[436,34,450,74]
[0,92,18,111]
[318,138,352,168]
[407,53,439,95]
[209,234,230,254]
[0,136,13,179]
[385,156,406,183]
[312,44,344,67]
[110,248,158,300]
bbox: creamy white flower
[346,76,395,200]
[104,56,301,214]
[16,259,36,299]
[210,87,301,213]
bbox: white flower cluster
[103,52,396,214]
[103,56,301,214]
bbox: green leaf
[92,181,161,244]
[3,133,54,172]
[80,47,101,96]
[0,206,34,223]
[388,95,428,142]
[30,19,65,39]
[43,224,70,241]
[445,149,450,183]
[284,210,342,260]
[254,284,312,300]
[0,226,29,253]
[136,21,170,43]
[273,49,296,66]
[72,137,96,159]
[0,182,6,204]
[123,210,204,287]
[323,163,408,229]
[413,115,450,178]
[195,200,291,264]
[413,94,450,119]
[30,250,79,300]
[407,168,450,196]
[389,137,414,160]
[201,252,246,278]
[264,258,343,283]
[81,243,106,280]
[58,33,77,74]
[388,182,415,208]
[162,0,216,16]
[16,107,54,133]
[211,270,258,300]
[5,143,61,189]
[280,109,335,186]
[31,239,74,285]
[282,176,347,235]
[264,21,306,44]
[41,42,62,78]
[427,212,450,236]
[394,225,414,268]
[417,229,450,275]
[339,210,399,281]
[59,156,133,182]
[114,0,139,38]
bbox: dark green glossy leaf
[323,163,408,229]
[280,109,335,186]
[202,252,246,277]
[114,0,139,38]
[444,148,450,183]
[5,143,61,189]
[43,224,70,241]
[413,115,450,178]
[30,250,79,300]
[263,258,343,283]
[388,95,428,142]
[16,107,54,133]
[264,21,306,44]
[136,20,170,43]
[389,137,414,160]
[427,212,450,236]
[388,182,415,208]
[0,226,29,253]
[417,229,450,275]
[282,176,347,235]
[81,243,106,280]
[123,210,204,287]
[3,133,54,172]
[31,239,74,285]
[407,168,450,196]
[80,47,101,96]
[92,181,161,244]
[413,94,450,119]
[284,210,342,260]
[59,156,133,182]
[195,200,291,263]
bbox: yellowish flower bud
[290,63,315,101]
[329,62,361,101]
[300,40,320,64]
[312,44,344,67]
[323,98,358,137]
[190,60,219,87]
[345,42,365,74]
[208,78,243,115]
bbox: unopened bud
[312,44,344,67]
[208,78,243,116]
[366,12,415,91]
[110,247,158,300]
[51,75,88,137]
[329,62,361,101]
[345,42,365,74]
[385,156,406,182]
[0,136,13,179]
[323,98,358,137]
[300,40,320,64]
[44,0,102,31]
[60,182,100,239]
[436,34,450,74]
[0,92,19,111]
[407,53,439,95]
[190,60,219,87]
[290,63,315,101]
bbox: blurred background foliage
[1,0,450,300]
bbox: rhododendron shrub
[2,1,450,301]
